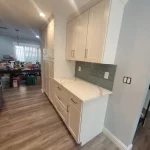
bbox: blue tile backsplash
[75,61,117,91]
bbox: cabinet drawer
[57,99,68,125]
[69,94,82,112]
[55,82,69,111]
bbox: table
[0,69,41,87]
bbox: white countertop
[54,77,112,102]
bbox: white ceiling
[0,0,101,40]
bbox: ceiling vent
[0,27,7,30]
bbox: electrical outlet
[104,72,109,79]
[123,77,132,84]
[127,78,131,84]
[78,66,81,72]
[123,77,128,83]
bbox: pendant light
[15,29,20,45]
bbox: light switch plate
[123,77,128,83]
[104,72,109,79]
[127,78,131,84]
[123,77,132,84]
[78,66,81,72]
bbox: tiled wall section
[75,61,117,91]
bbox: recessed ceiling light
[40,13,45,17]
[36,35,40,38]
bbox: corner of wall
[103,127,133,150]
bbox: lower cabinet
[43,57,54,101]
[48,77,54,102]
[53,80,109,146]
[68,102,81,142]
[57,99,68,125]
[45,77,49,96]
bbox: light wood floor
[0,85,119,150]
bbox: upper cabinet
[66,11,89,61]
[66,18,78,60]
[42,18,54,58]
[85,1,108,63]
[47,19,54,50]
[67,11,89,61]
[66,0,125,64]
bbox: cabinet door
[75,11,89,61]
[66,18,78,60]
[45,77,49,96]
[48,60,54,78]
[47,20,54,57]
[48,77,54,102]
[55,83,69,111]
[43,60,47,91]
[44,60,49,96]
[68,102,81,143]
[43,27,47,49]
[85,0,108,63]
[47,20,54,49]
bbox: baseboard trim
[103,127,133,150]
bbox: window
[14,43,41,64]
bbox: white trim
[120,0,129,5]
[103,127,133,150]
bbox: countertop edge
[54,78,112,102]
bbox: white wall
[144,88,150,111]
[0,35,40,59]
[104,0,150,147]
[54,14,75,78]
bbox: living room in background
[14,42,41,63]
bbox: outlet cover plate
[104,72,109,79]
[78,66,81,72]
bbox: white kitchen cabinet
[42,18,54,58]
[54,82,69,111]
[85,1,108,63]
[43,60,48,95]
[43,27,47,49]
[53,79,110,146]
[66,18,78,60]
[47,19,54,58]
[66,0,125,64]
[43,58,54,100]
[56,97,68,124]
[67,11,89,61]
[68,101,81,143]
[48,77,54,102]
[47,19,54,50]
[41,17,56,111]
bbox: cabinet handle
[57,87,61,90]
[73,50,75,57]
[71,98,77,104]
[67,105,69,112]
[85,49,88,58]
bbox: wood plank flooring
[0,85,119,150]
[133,111,150,150]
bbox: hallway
[0,86,119,150]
